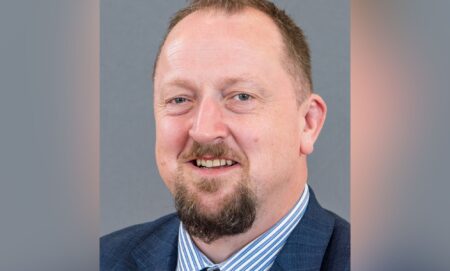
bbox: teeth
[195,159,235,168]
[212,159,220,167]
[206,160,213,167]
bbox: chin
[195,193,230,214]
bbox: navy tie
[200,267,220,271]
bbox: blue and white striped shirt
[176,184,310,271]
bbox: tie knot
[201,267,220,271]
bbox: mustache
[180,141,241,162]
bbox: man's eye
[163,96,193,115]
[169,97,188,104]
[233,93,252,101]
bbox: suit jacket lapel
[270,189,335,271]
[131,217,179,271]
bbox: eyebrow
[160,74,266,93]
[220,76,264,90]
[160,78,198,92]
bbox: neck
[192,179,306,263]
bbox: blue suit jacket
[101,189,350,271]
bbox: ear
[299,94,327,155]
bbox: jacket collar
[131,215,180,270]
[270,189,335,271]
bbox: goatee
[175,180,256,243]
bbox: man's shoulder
[100,213,179,271]
[101,213,179,250]
[324,208,350,238]
[274,189,350,271]
[305,189,350,241]
[321,209,350,270]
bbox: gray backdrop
[101,0,349,235]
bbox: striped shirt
[176,184,310,271]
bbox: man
[101,0,349,270]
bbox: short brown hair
[153,0,313,102]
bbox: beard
[175,179,256,243]
[174,142,257,243]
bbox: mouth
[189,158,238,169]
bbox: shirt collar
[176,184,310,271]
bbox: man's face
[154,9,307,240]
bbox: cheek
[155,117,190,177]
[233,119,275,168]
[156,117,188,151]
[237,113,301,179]
[242,112,300,152]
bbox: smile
[192,158,238,168]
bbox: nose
[189,97,229,144]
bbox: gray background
[1,1,99,270]
[101,0,349,235]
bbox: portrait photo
[101,1,349,270]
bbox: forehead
[154,8,288,89]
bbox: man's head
[153,0,326,243]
